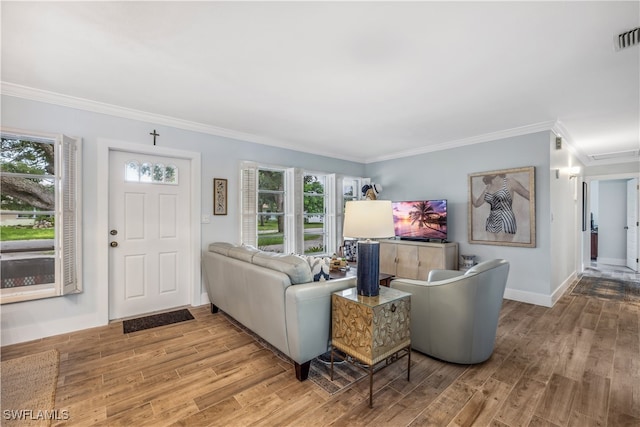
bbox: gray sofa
[202,242,356,381]
[390,259,509,364]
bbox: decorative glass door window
[125,160,178,184]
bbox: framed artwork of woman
[468,166,536,247]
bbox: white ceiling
[2,1,639,165]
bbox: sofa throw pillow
[296,255,331,282]
[343,239,358,262]
[308,256,331,282]
[252,252,313,284]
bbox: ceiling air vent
[616,27,640,51]
[589,149,640,161]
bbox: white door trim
[627,178,639,272]
[96,139,201,323]
[582,172,640,273]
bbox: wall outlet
[201,214,211,224]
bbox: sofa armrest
[428,269,465,282]
[284,277,356,364]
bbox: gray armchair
[390,259,509,364]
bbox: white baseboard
[2,298,212,347]
[201,292,211,305]
[596,257,626,267]
[1,314,105,347]
[551,272,577,306]
[503,272,577,308]
[503,288,553,308]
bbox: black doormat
[123,309,195,334]
[571,275,640,303]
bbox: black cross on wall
[150,129,160,145]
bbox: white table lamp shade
[343,200,395,297]
[343,200,395,239]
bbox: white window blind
[325,174,336,255]
[60,134,82,295]
[240,161,258,247]
[286,168,302,254]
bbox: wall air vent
[616,27,640,51]
[589,149,639,161]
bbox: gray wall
[364,132,557,301]
[549,134,582,296]
[585,162,640,177]
[0,93,590,344]
[597,179,628,264]
[0,95,365,345]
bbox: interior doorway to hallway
[588,175,639,273]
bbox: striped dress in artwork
[484,178,517,234]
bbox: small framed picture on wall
[213,178,227,215]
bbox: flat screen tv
[391,200,447,242]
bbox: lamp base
[357,240,380,297]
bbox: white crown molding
[551,121,590,165]
[5,82,632,167]
[552,121,640,166]
[366,121,558,163]
[1,82,367,163]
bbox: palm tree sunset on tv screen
[391,200,447,240]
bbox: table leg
[407,345,411,381]
[369,364,374,408]
[330,348,334,381]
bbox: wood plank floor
[2,263,639,426]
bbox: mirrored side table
[330,286,411,407]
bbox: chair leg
[294,361,311,381]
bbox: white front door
[109,150,191,319]
[627,178,639,272]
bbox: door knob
[110,241,118,247]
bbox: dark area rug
[571,275,640,303]
[220,312,365,394]
[308,353,366,394]
[123,308,195,333]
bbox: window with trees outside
[303,173,327,255]
[241,162,345,256]
[257,168,286,253]
[342,177,362,207]
[0,130,82,304]
[339,177,365,250]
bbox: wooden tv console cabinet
[379,239,458,280]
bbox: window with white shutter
[241,162,366,256]
[0,129,82,304]
[240,161,258,247]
